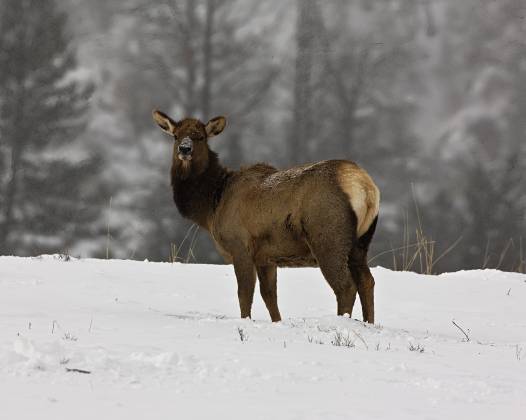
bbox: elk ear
[205,116,226,138]
[152,110,178,135]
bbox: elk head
[152,110,226,178]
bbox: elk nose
[178,138,193,155]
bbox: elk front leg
[256,265,281,322]
[233,256,257,319]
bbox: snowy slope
[0,256,525,420]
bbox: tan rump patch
[337,163,380,237]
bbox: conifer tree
[0,0,108,255]
[424,0,526,271]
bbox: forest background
[1,0,525,273]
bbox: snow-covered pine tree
[0,0,109,255]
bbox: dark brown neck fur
[171,150,232,229]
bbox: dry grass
[483,237,525,273]
[331,330,355,348]
[106,196,113,259]
[408,342,425,353]
[370,186,461,274]
[169,223,200,263]
[237,327,248,342]
[517,238,525,274]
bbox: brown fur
[153,110,380,323]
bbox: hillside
[1,256,525,419]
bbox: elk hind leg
[349,247,375,324]
[306,232,358,317]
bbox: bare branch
[452,320,470,342]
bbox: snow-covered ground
[0,256,524,419]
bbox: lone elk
[153,110,380,323]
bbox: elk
[152,110,380,323]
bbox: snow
[0,256,525,420]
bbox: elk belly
[337,163,380,238]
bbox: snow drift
[0,256,524,419]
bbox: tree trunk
[201,0,215,120]
[0,147,22,254]
[226,131,243,169]
[183,0,197,115]
[339,48,368,158]
[0,69,26,255]
[289,0,317,164]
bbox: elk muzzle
[178,137,193,160]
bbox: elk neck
[170,150,232,230]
